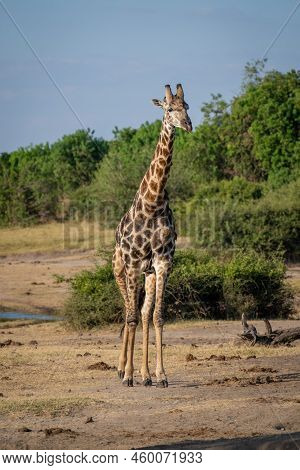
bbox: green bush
[223,252,292,319]
[191,177,265,204]
[165,251,224,319]
[182,178,300,259]
[64,250,294,329]
[222,201,300,259]
[64,264,123,329]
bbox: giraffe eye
[168,107,173,112]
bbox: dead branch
[241,313,258,345]
[264,318,272,336]
[239,316,300,346]
[271,327,300,345]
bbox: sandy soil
[0,320,299,450]
[0,250,97,313]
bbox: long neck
[138,117,175,207]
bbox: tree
[50,129,108,193]
[5,143,58,223]
[225,69,300,185]
[241,59,267,90]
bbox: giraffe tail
[138,285,145,311]
[119,324,125,338]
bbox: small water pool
[0,312,63,321]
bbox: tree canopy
[0,64,299,242]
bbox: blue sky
[0,0,299,152]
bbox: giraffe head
[152,84,192,132]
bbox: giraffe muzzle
[182,119,193,132]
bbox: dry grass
[165,319,225,330]
[0,221,191,257]
[0,320,299,449]
[0,397,96,417]
[0,221,114,256]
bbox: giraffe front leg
[123,269,140,387]
[141,272,156,387]
[153,265,169,388]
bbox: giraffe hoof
[142,378,152,387]
[117,370,125,380]
[156,379,168,388]
[122,378,133,387]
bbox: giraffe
[112,83,192,387]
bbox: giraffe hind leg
[122,268,140,387]
[153,262,170,388]
[113,247,129,380]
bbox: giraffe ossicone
[112,83,192,388]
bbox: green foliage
[64,250,294,329]
[0,153,13,225]
[0,144,58,224]
[242,59,267,90]
[64,264,123,328]
[225,69,300,185]
[67,122,162,222]
[50,129,108,192]
[169,94,229,195]
[166,251,224,319]
[222,251,291,319]
[0,129,108,225]
[52,273,68,284]
[89,121,161,216]
[73,67,299,222]
[191,177,265,204]
[183,178,300,259]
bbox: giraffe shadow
[168,380,202,388]
[138,431,300,450]
[131,372,300,389]
[132,379,201,388]
[166,372,300,389]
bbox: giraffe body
[112,84,192,387]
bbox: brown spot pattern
[149,179,158,192]
[145,189,156,203]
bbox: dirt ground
[0,319,299,450]
[0,250,97,313]
[0,249,299,450]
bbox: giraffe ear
[152,99,163,108]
